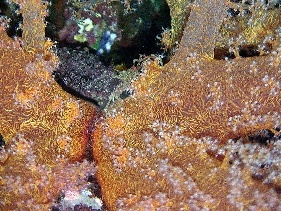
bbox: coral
[0,0,97,209]
[166,0,191,44]
[9,0,48,53]
[216,0,281,58]
[92,0,281,210]
[1,140,97,210]
[2,0,281,210]
[0,24,94,163]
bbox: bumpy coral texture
[93,0,281,210]
[0,1,96,209]
[11,0,47,53]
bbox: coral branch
[92,0,281,210]
[0,5,96,208]
[10,0,47,53]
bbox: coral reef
[0,0,98,209]
[92,0,281,210]
[2,0,281,210]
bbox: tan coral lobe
[0,1,96,208]
[92,0,281,210]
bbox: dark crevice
[0,133,5,150]
[214,47,236,60]
[213,44,261,60]
[248,129,275,145]
[0,1,22,38]
[98,0,172,67]
[238,44,260,57]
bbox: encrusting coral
[0,0,97,209]
[1,0,281,210]
[92,0,281,210]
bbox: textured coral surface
[0,25,96,209]
[92,0,281,210]
[1,0,281,210]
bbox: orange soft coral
[92,0,281,210]
[0,5,96,209]
[0,26,95,163]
